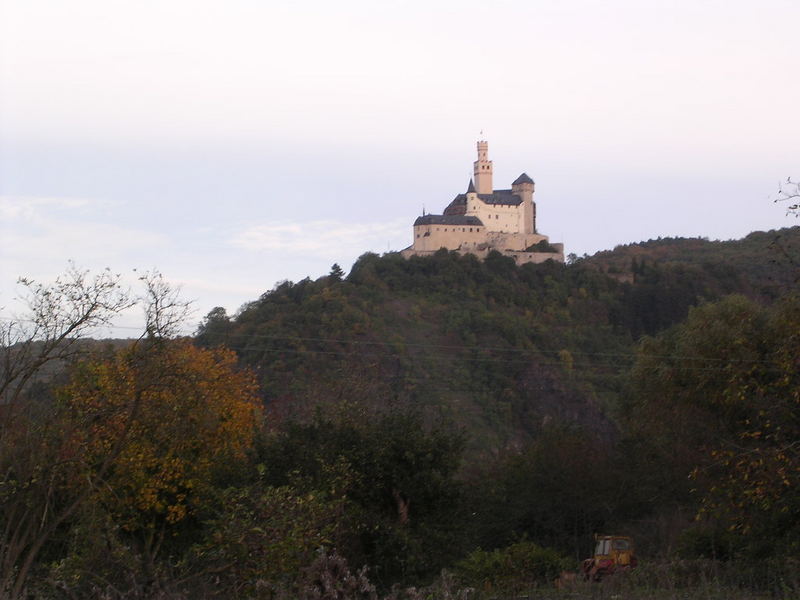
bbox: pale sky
[1,0,798,334]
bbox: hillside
[583,227,800,300]
[5,227,799,597]
[197,226,800,455]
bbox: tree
[465,427,620,560]
[59,341,261,575]
[0,267,194,598]
[1,267,134,597]
[329,263,345,282]
[0,266,134,408]
[622,296,766,503]
[624,295,800,555]
[186,484,347,596]
[775,177,800,216]
[195,306,232,348]
[692,297,800,548]
[257,407,465,586]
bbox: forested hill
[583,227,800,300]
[5,227,799,597]
[197,226,800,455]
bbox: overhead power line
[1,317,787,370]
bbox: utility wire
[219,333,783,367]
[1,317,788,369]
[222,344,787,374]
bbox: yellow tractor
[581,535,637,581]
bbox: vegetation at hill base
[2,227,799,598]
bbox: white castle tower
[473,140,493,194]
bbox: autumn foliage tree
[0,268,263,598]
[0,267,134,598]
[60,340,261,571]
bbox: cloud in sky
[0,195,413,330]
[0,195,169,279]
[0,195,91,220]
[230,218,410,256]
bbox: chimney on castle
[473,140,493,194]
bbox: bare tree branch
[136,270,194,340]
[0,265,191,598]
[774,177,800,216]
[1,264,134,408]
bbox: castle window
[469,228,473,232]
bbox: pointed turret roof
[467,178,476,193]
[512,173,534,185]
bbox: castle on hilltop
[401,141,564,265]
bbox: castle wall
[485,231,547,251]
[400,246,564,265]
[409,226,558,257]
[508,250,565,265]
[412,223,486,252]
[465,195,523,233]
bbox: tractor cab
[582,535,637,581]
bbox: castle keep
[401,141,564,264]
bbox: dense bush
[454,541,567,593]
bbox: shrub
[454,541,567,593]
[525,240,559,253]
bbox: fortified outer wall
[485,231,548,251]
[411,223,486,252]
[400,245,564,265]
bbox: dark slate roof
[443,194,467,215]
[477,190,522,205]
[512,173,534,185]
[467,178,475,193]
[414,214,484,226]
